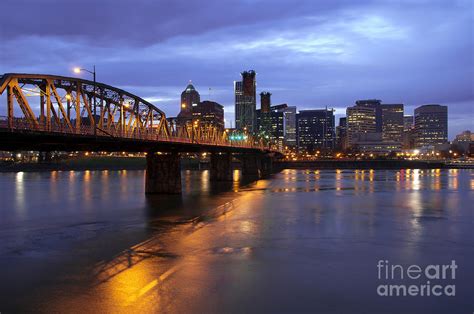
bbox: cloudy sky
[1,0,472,137]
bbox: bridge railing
[0,117,266,150]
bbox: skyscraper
[381,104,404,144]
[414,104,448,148]
[296,109,335,153]
[355,99,382,132]
[282,106,297,148]
[258,92,272,138]
[346,105,376,148]
[258,103,296,149]
[178,81,200,126]
[404,115,414,131]
[270,107,285,151]
[235,70,256,133]
[260,91,271,113]
[336,117,347,151]
[193,100,225,131]
[402,115,415,149]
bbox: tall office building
[282,106,297,148]
[260,91,271,113]
[346,105,376,148]
[453,130,473,155]
[381,104,404,143]
[296,109,335,153]
[258,104,296,149]
[270,107,285,151]
[258,92,272,138]
[235,70,257,133]
[192,100,225,131]
[178,82,200,125]
[336,117,347,151]
[402,115,415,149]
[404,115,414,131]
[355,99,382,132]
[414,104,448,148]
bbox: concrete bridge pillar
[210,153,233,181]
[241,154,262,179]
[261,156,274,177]
[145,152,181,194]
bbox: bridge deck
[0,123,269,154]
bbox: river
[0,169,472,313]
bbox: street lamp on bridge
[73,66,97,136]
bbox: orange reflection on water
[412,169,421,190]
[201,170,209,193]
[15,172,26,217]
[184,170,192,191]
[314,170,320,180]
[120,170,128,196]
[83,170,92,203]
[432,174,441,191]
[239,220,256,233]
[335,169,342,192]
[232,169,241,192]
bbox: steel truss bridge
[0,73,281,193]
[0,73,273,153]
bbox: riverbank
[275,159,474,169]
[2,157,472,172]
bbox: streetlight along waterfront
[73,66,97,136]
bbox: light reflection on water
[14,172,25,218]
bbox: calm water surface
[0,169,473,313]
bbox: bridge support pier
[145,152,181,194]
[261,156,274,178]
[241,154,262,179]
[210,153,233,181]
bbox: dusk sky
[1,0,473,138]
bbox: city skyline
[0,0,472,138]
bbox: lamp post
[74,66,96,136]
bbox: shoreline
[1,157,472,172]
[275,159,473,170]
